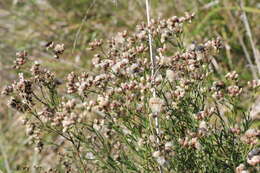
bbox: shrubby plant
[2,14,260,173]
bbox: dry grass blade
[145,1,163,173]
[240,0,260,76]
[72,0,97,55]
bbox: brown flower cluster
[45,41,65,59]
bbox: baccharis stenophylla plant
[1,13,260,173]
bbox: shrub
[2,14,260,173]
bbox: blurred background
[0,0,259,172]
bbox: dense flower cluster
[45,41,65,59]
[13,50,28,69]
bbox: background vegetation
[0,0,259,172]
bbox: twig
[68,132,87,173]
[32,92,50,107]
[240,0,260,76]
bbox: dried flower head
[149,97,164,113]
